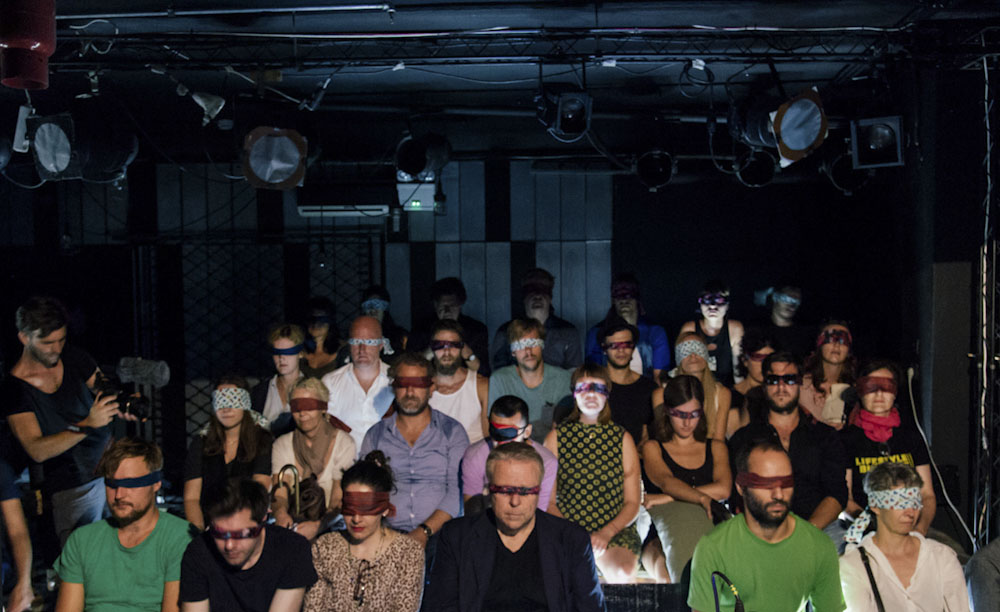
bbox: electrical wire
[68,19,119,55]
[974,40,994,548]
[906,367,976,549]
[0,169,46,190]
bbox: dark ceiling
[2,1,1000,184]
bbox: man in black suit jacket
[423,442,605,612]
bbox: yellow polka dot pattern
[555,421,640,555]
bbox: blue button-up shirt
[360,409,469,533]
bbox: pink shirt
[460,439,558,511]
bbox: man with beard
[688,440,844,612]
[488,318,572,443]
[490,268,582,371]
[425,443,605,612]
[428,319,489,444]
[360,353,469,548]
[322,315,395,453]
[728,352,848,532]
[409,276,491,375]
[3,297,124,547]
[599,316,658,446]
[54,438,195,612]
[179,478,317,612]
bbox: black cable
[711,571,745,612]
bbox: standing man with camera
[2,296,123,546]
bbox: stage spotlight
[242,126,307,190]
[735,149,776,188]
[395,133,450,182]
[27,114,81,180]
[636,150,675,192]
[25,100,139,182]
[851,116,904,169]
[730,88,827,168]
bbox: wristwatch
[418,523,433,538]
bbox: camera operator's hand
[80,393,120,429]
[116,393,144,422]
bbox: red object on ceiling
[0,0,56,90]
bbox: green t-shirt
[687,513,845,612]
[487,364,572,442]
[54,511,195,611]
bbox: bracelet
[65,424,90,434]
[418,523,433,538]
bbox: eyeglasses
[430,340,465,351]
[698,293,729,306]
[353,559,373,605]
[602,341,635,351]
[765,374,800,386]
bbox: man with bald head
[688,440,844,612]
[321,316,395,452]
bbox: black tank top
[660,440,712,487]
[645,442,714,494]
[702,319,734,386]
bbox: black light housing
[850,116,904,169]
[537,89,592,143]
[395,133,450,182]
[636,150,675,192]
[730,88,827,168]
[735,149,777,188]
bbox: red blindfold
[290,398,326,413]
[735,471,794,490]
[391,376,434,389]
[341,491,395,517]
[856,375,897,397]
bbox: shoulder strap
[858,546,886,612]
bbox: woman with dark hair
[301,297,343,379]
[679,280,744,387]
[641,375,731,583]
[183,375,273,530]
[727,328,775,437]
[544,363,641,583]
[800,320,857,428]
[304,451,424,612]
[842,361,936,538]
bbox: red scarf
[855,406,900,443]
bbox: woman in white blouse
[840,462,969,612]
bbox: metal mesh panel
[182,242,285,436]
[178,236,377,436]
[309,236,376,340]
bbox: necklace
[351,526,387,607]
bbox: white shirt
[321,362,394,454]
[261,375,289,427]
[429,368,484,444]
[840,532,970,612]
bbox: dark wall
[612,172,912,361]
